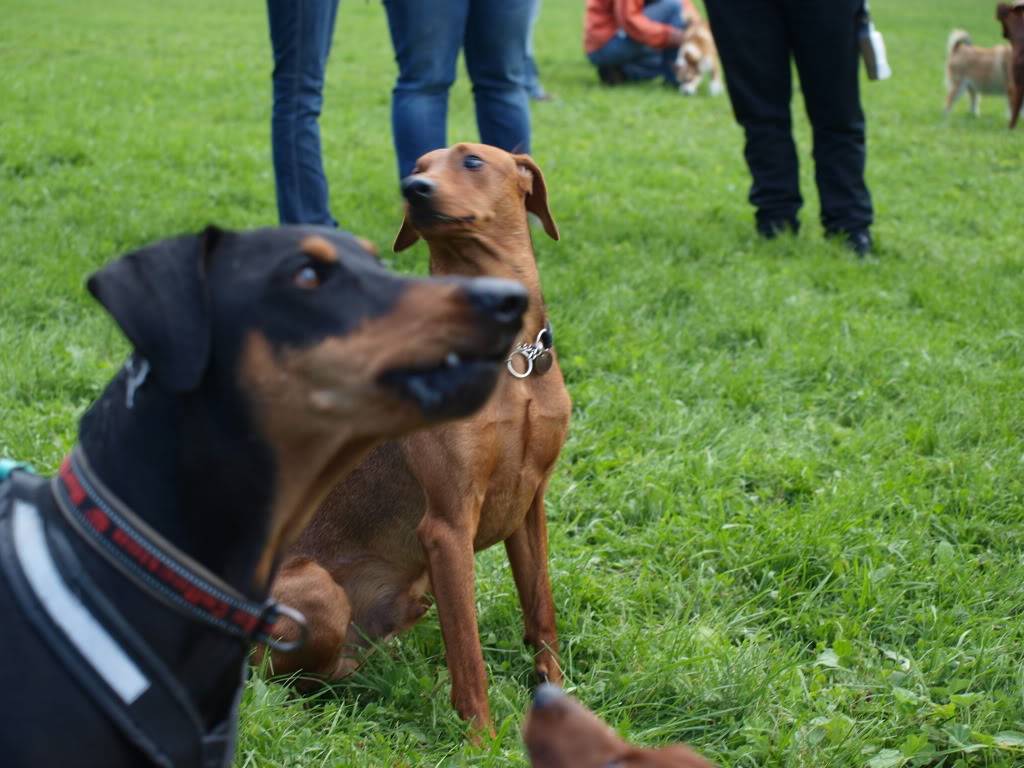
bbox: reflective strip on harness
[11,499,150,703]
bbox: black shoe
[597,66,626,86]
[828,228,873,257]
[757,218,800,239]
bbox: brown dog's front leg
[505,486,562,686]
[418,515,493,734]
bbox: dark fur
[997,2,1024,127]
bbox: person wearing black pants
[704,0,874,255]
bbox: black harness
[0,448,307,768]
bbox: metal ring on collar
[507,348,535,378]
[261,602,309,653]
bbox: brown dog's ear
[393,211,421,252]
[513,154,560,242]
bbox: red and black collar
[52,447,306,652]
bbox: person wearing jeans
[584,0,685,85]
[525,0,551,101]
[704,0,874,254]
[383,0,532,179]
[267,0,341,227]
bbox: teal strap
[0,459,36,482]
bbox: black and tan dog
[269,145,570,734]
[524,685,716,768]
[0,225,526,767]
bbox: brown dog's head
[393,143,559,252]
[997,2,1024,39]
[523,685,716,768]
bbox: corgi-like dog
[674,11,723,97]
[945,28,1013,116]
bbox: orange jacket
[584,0,695,54]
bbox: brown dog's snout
[400,175,436,205]
[464,277,529,329]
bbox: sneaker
[597,66,626,85]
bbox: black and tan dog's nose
[532,683,566,710]
[464,277,528,326]
[400,175,436,204]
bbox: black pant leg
[786,0,874,233]
[705,0,802,229]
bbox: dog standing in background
[944,28,1013,116]
[997,1,1024,128]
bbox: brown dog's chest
[401,367,570,551]
[470,375,570,549]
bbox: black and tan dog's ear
[87,225,223,393]
[513,154,560,242]
[393,211,421,252]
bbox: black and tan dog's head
[87,225,527,579]
[393,143,560,252]
[523,685,715,768]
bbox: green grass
[2,0,1024,765]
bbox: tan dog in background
[945,28,1013,116]
[268,144,571,735]
[523,685,716,767]
[674,6,723,97]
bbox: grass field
[3,0,1024,765]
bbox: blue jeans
[524,0,546,99]
[587,0,683,84]
[383,0,532,179]
[267,0,340,226]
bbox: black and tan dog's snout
[459,278,527,367]
[461,276,529,340]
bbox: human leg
[267,0,341,226]
[524,0,549,100]
[383,0,467,178]
[464,0,532,154]
[705,0,802,233]
[787,0,873,237]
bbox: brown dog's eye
[463,154,484,170]
[293,264,322,290]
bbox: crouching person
[584,0,695,86]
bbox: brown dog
[523,685,716,768]
[944,29,1013,116]
[998,1,1024,128]
[268,144,571,733]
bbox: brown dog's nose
[464,277,528,326]
[400,175,436,204]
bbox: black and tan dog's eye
[293,264,322,290]
[463,154,484,170]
